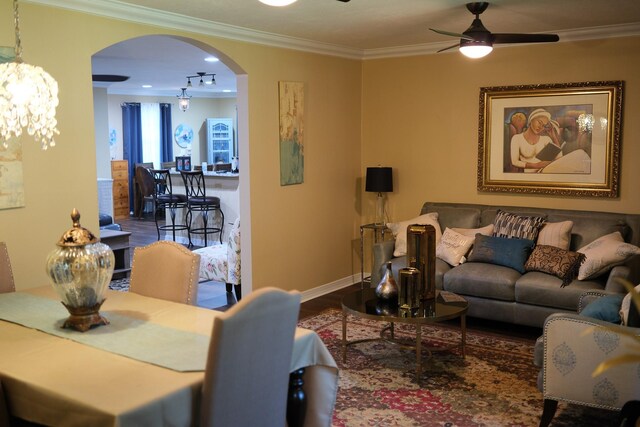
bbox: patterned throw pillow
[492,210,546,241]
[436,228,476,266]
[467,234,535,274]
[524,245,585,287]
[577,231,640,280]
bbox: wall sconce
[176,88,191,112]
[0,0,59,150]
[365,166,393,225]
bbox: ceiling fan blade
[437,43,460,53]
[430,28,474,41]
[493,33,559,44]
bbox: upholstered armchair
[535,291,640,426]
[193,218,241,300]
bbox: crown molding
[26,0,640,61]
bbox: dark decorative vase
[376,262,398,301]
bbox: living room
[1,0,640,424]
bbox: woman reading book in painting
[510,108,564,173]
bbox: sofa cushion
[443,262,519,301]
[386,212,441,257]
[537,221,573,250]
[421,203,481,230]
[577,231,640,280]
[620,284,640,326]
[492,210,546,241]
[524,245,585,287]
[451,224,494,237]
[580,294,624,323]
[436,228,475,266]
[514,272,605,311]
[467,234,535,274]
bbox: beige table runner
[0,292,210,372]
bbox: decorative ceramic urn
[45,209,114,332]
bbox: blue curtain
[160,103,173,162]
[121,102,142,212]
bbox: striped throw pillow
[492,210,546,241]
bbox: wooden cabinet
[111,160,130,220]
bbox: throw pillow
[524,245,585,287]
[467,234,535,274]
[577,231,640,280]
[451,224,494,237]
[492,210,546,241]
[581,294,625,323]
[537,221,574,250]
[386,213,442,257]
[436,228,476,266]
[620,284,640,327]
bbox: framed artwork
[176,156,191,171]
[174,124,193,149]
[477,81,623,198]
[279,81,305,186]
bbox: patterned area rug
[299,309,618,427]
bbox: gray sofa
[373,201,640,328]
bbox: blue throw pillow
[581,294,624,323]
[467,234,535,274]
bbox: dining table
[0,287,338,427]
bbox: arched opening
[91,34,252,301]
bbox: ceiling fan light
[459,44,493,59]
[258,0,297,6]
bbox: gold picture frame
[477,81,623,197]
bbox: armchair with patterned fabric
[193,217,241,300]
[534,288,640,426]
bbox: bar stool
[150,169,189,241]
[180,170,224,247]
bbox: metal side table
[360,223,389,288]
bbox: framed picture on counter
[176,156,191,171]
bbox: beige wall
[2,2,362,292]
[362,37,640,225]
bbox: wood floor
[113,214,541,341]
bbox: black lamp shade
[365,167,393,193]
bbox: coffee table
[341,288,468,379]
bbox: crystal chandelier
[0,0,59,150]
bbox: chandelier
[176,88,191,112]
[0,0,59,150]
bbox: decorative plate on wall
[174,124,194,148]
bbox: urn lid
[56,208,98,247]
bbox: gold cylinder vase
[398,267,421,318]
[406,224,436,300]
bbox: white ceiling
[51,0,639,96]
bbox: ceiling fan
[430,2,559,58]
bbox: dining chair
[0,242,16,294]
[134,165,155,219]
[200,287,301,427]
[129,241,200,305]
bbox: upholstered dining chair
[129,241,200,305]
[0,242,15,294]
[200,287,301,427]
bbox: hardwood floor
[112,214,541,340]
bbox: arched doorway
[91,35,252,298]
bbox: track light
[185,72,216,89]
[259,0,297,6]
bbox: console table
[99,229,132,278]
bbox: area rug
[298,309,618,427]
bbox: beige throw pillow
[577,231,640,280]
[436,228,475,266]
[620,284,640,326]
[537,221,573,250]
[387,212,441,257]
[452,224,494,237]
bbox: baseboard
[300,274,362,303]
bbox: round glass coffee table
[341,288,468,379]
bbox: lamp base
[374,193,386,225]
[61,300,109,332]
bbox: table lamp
[365,166,393,225]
